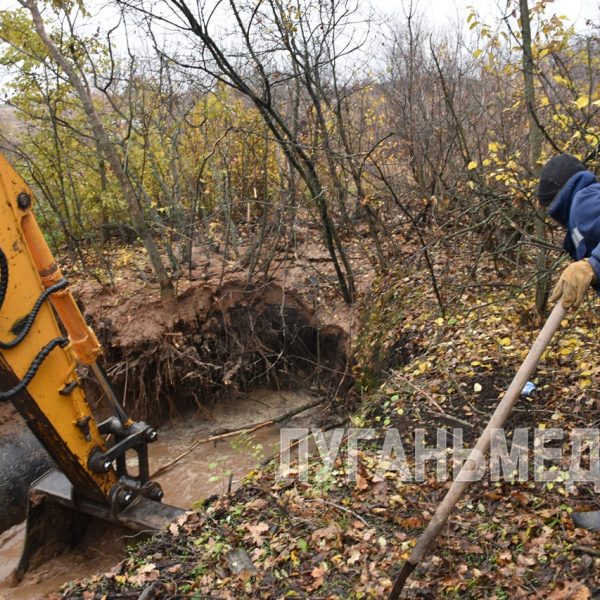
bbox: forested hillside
[1,0,600,598]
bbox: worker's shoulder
[572,180,600,231]
[573,177,600,206]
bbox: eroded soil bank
[77,275,351,421]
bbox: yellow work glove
[550,259,596,308]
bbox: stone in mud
[226,548,257,575]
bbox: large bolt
[145,429,158,443]
[17,192,31,210]
[119,490,134,505]
[147,485,163,501]
[89,449,113,474]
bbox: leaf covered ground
[60,252,600,600]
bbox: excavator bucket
[15,469,184,582]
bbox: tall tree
[519,0,548,318]
[21,0,173,295]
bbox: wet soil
[0,387,327,600]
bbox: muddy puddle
[0,388,322,600]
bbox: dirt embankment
[74,259,353,422]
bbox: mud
[0,387,326,600]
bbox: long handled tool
[388,302,566,599]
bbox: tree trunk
[24,0,173,295]
[520,0,548,318]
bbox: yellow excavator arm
[0,154,182,580]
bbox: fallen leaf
[244,522,270,546]
[311,522,342,542]
[547,581,590,600]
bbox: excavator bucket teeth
[14,470,184,582]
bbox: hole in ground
[84,281,351,424]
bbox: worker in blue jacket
[538,154,600,308]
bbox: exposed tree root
[80,280,350,421]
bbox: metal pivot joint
[88,416,163,504]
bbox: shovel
[388,301,567,599]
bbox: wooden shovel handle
[389,302,566,599]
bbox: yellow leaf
[553,74,570,86]
[574,95,590,109]
[488,142,498,152]
[467,161,478,170]
[499,337,511,346]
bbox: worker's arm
[551,183,600,308]
[570,183,600,277]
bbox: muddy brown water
[0,388,321,600]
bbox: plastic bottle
[520,381,536,398]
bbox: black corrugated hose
[0,246,69,400]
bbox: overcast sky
[1,0,599,81]
[375,0,598,31]
[4,0,599,32]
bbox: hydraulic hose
[0,243,7,311]
[0,246,68,400]
[0,337,68,401]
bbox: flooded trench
[0,387,323,600]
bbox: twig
[424,407,474,429]
[392,371,472,427]
[446,371,487,416]
[151,397,327,478]
[573,545,600,557]
[305,498,369,527]
[391,371,439,408]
